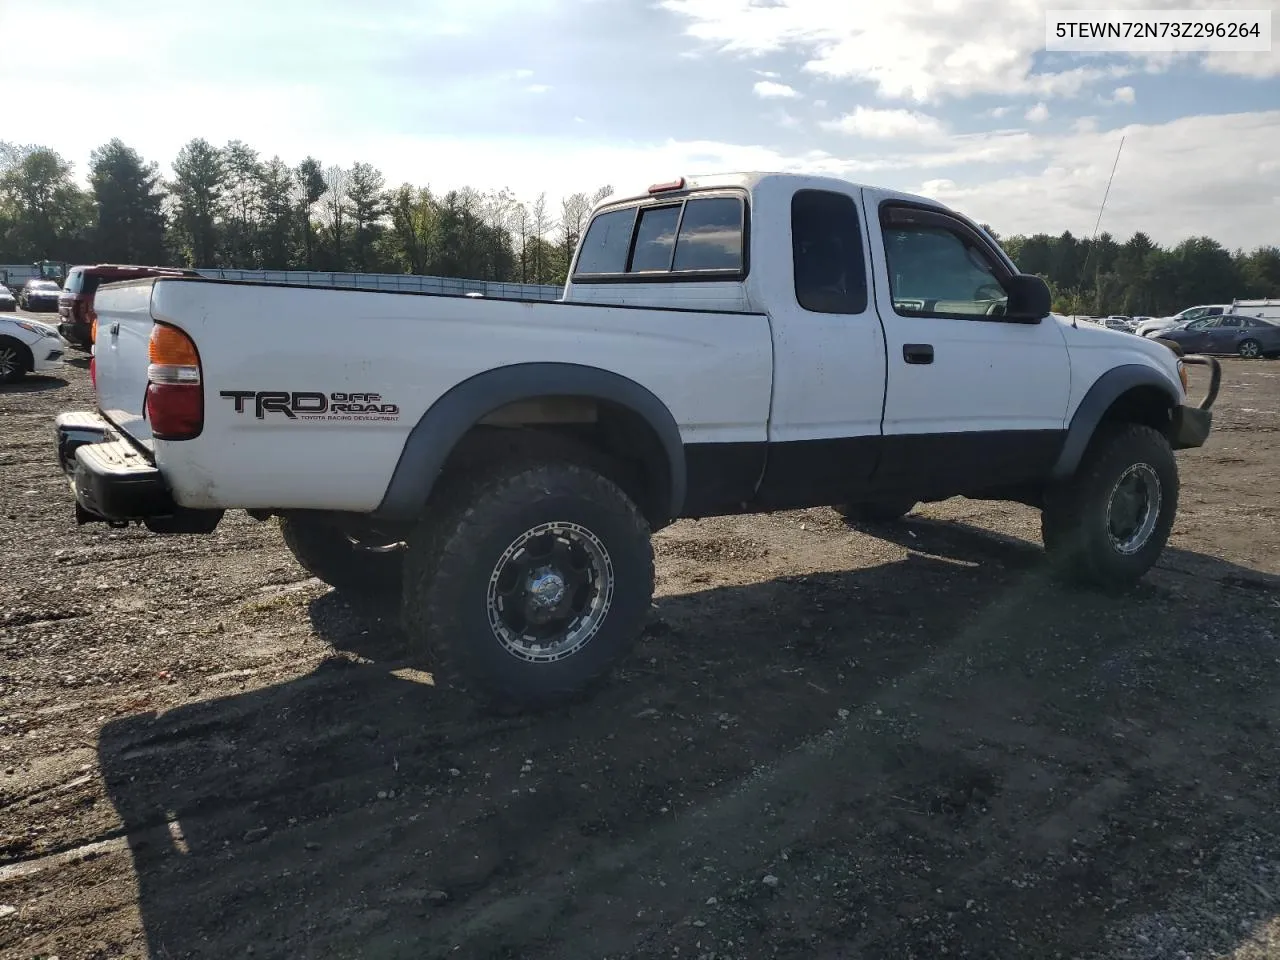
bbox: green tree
[88,139,167,264]
[0,147,92,261]
[384,183,437,274]
[345,162,386,272]
[259,157,297,269]
[222,140,265,267]
[295,156,326,269]
[169,138,227,267]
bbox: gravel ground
[1,351,1279,960]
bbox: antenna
[1075,134,1126,328]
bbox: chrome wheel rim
[1240,340,1259,359]
[1106,463,1162,555]
[0,346,19,378]
[486,521,614,663]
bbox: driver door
[862,190,1071,498]
[1206,315,1243,353]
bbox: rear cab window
[572,191,746,281]
[63,269,84,294]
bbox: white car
[0,314,69,384]
[1136,304,1228,338]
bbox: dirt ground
[2,350,1279,960]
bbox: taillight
[146,323,203,440]
[89,355,96,390]
[87,303,98,342]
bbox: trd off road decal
[219,390,400,422]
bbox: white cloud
[914,110,1280,249]
[820,106,945,140]
[1111,85,1136,104]
[813,99,827,108]
[987,106,1012,118]
[525,84,552,94]
[1025,102,1050,123]
[754,69,782,79]
[1203,50,1280,78]
[753,80,800,99]
[660,0,1254,102]
[1073,116,1099,134]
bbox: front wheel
[1041,423,1178,588]
[1238,338,1261,360]
[0,337,30,385]
[402,458,654,710]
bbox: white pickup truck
[54,172,1222,709]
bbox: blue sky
[5,0,1278,247]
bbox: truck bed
[91,277,774,513]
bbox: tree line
[0,139,610,286]
[2,137,1277,312]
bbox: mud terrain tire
[1041,422,1178,588]
[402,457,654,710]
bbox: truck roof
[599,170,949,215]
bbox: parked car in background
[0,285,16,312]
[58,264,197,349]
[1101,315,1136,333]
[1230,298,1280,323]
[0,315,68,384]
[1137,304,1228,338]
[19,279,62,312]
[1157,314,1280,359]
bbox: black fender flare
[1049,364,1180,480]
[374,362,687,522]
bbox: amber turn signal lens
[149,324,199,366]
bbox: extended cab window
[572,192,747,281]
[882,213,1008,318]
[63,270,83,294]
[791,190,867,314]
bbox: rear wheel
[402,457,654,710]
[279,515,404,596]
[0,337,30,385]
[834,499,917,525]
[1238,338,1261,359]
[1041,422,1178,588]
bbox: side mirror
[1003,273,1051,323]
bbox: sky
[3,0,1279,248]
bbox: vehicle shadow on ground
[96,525,1280,960]
[63,355,91,369]
[1,374,68,393]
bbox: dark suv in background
[19,279,62,312]
[58,264,196,349]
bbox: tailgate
[92,279,158,450]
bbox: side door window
[880,211,1009,320]
[1212,315,1243,348]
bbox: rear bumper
[54,411,222,533]
[1170,354,1221,450]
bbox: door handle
[903,343,934,364]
